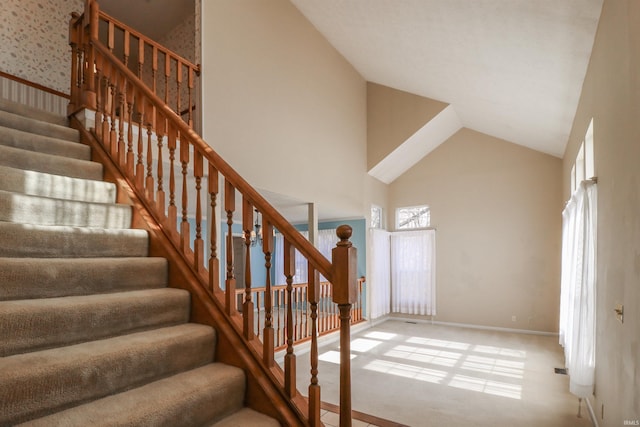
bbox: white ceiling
[290,0,603,158]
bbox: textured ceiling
[290,0,603,158]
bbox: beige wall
[563,0,639,424]
[390,128,563,332]
[200,0,369,222]
[367,82,448,170]
[0,0,83,93]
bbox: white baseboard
[383,314,558,336]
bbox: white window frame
[370,205,383,229]
[395,205,430,230]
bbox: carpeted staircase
[0,98,280,427]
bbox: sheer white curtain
[391,229,436,315]
[369,228,391,319]
[274,229,336,285]
[559,181,597,398]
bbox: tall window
[396,205,430,230]
[560,117,597,398]
[371,205,383,229]
[571,118,595,193]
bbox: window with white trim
[396,205,430,230]
[371,205,383,229]
[571,118,595,193]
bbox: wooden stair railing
[235,277,366,350]
[69,0,200,128]
[69,2,359,426]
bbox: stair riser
[0,110,79,142]
[0,98,68,127]
[0,223,149,258]
[0,289,191,357]
[0,145,102,181]
[0,325,216,425]
[0,190,132,229]
[0,125,89,160]
[0,258,168,301]
[0,165,116,204]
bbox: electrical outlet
[511,315,517,322]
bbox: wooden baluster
[152,46,158,99]
[101,60,110,146]
[135,94,145,189]
[194,150,204,272]
[296,286,302,341]
[283,237,297,398]
[275,288,281,348]
[125,83,135,177]
[176,60,182,117]
[308,266,321,427]
[262,219,274,365]
[137,38,145,79]
[93,52,103,139]
[188,66,194,128]
[255,291,261,339]
[107,20,115,53]
[108,68,118,158]
[332,225,358,427]
[165,53,171,107]
[180,134,190,250]
[116,73,126,166]
[209,163,220,292]
[167,126,178,228]
[155,113,166,213]
[123,29,130,66]
[145,100,155,202]
[242,198,254,339]
[224,179,236,315]
[323,283,328,334]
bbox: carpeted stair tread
[0,257,168,301]
[0,189,132,228]
[0,323,216,425]
[0,165,116,204]
[19,364,250,427]
[0,109,79,142]
[0,288,191,357]
[0,144,102,180]
[0,222,149,258]
[0,125,89,160]
[0,98,68,127]
[209,408,282,427]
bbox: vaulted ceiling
[101,0,603,184]
[290,0,603,160]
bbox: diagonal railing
[69,1,359,426]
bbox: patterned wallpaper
[0,0,83,94]
[158,9,197,65]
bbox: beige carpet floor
[295,319,594,427]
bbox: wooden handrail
[69,2,358,425]
[88,39,333,279]
[96,11,200,75]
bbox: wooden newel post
[331,224,358,427]
[82,0,99,110]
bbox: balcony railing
[236,277,366,350]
